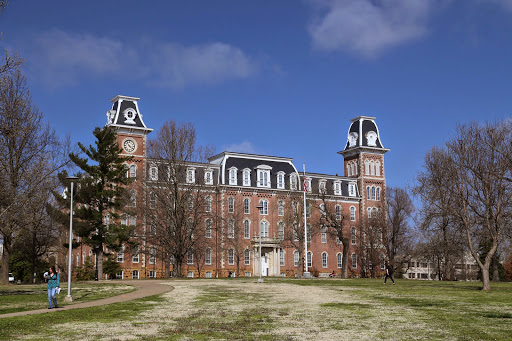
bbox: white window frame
[319,180,327,194]
[294,250,299,267]
[228,219,235,238]
[306,178,312,193]
[350,206,356,221]
[351,227,356,245]
[307,252,312,267]
[242,168,251,186]
[334,181,341,195]
[321,232,327,244]
[278,221,284,240]
[244,198,250,214]
[186,167,196,184]
[352,253,357,269]
[228,167,238,185]
[205,196,212,213]
[129,164,137,178]
[149,247,156,265]
[256,165,272,188]
[277,171,285,189]
[228,197,235,213]
[335,205,341,221]
[117,247,124,263]
[205,219,212,238]
[132,270,139,279]
[322,252,328,268]
[244,220,250,239]
[132,248,139,263]
[259,199,268,215]
[149,165,158,181]
[348,183,356,197]
[278,200,284,216]
[280,249,285,266]
[244,249,251,265]
[206,248,212,265]
[260,220,269,238]
[337,253,342,268]
[204,169,213,185]
[290,174,297,190]
[228,249,235,265]
[187,252,194,265]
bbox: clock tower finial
[106,95,153,134]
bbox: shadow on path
[0,280,173,319]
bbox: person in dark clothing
[383,263,395,285]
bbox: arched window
[307,252,312,267]
[277,172,285,189]
[280,249,285,266]
[132,270,139,279]
[352,162,357,176]
[205,196,212,213]
[371,187,376,200]
[347,163,351,177]
[336,205,341,221]
[129,164,137,178]
[365,160,370,175]
[337,253,342,268]
[259,199,268,215]
[244,220,250,239]
[205,219,212,238]
[228,219,235,238]
[229,167,237,185]
[278,221,284,240]
[205,248,212,265]
[243,169,251,186]
[294,250,299,267]
[228,197,235,213]
[367,186,371,200]
[352,253,357,269]
[376,161,381,176]
[260,220,269,238]
[376,187,381,201]
[350,206,356,221]
[278,200,284,216]
[322,252,328,268]
[372,207,378,218]
[290,174,297,190]
[370,160,375,175]
[351,227,356,245]
[244,198,250,214]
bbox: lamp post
[256,204,264,283]
[65,176,78,302]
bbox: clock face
[123,139,136,153]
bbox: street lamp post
[65,176,78,302]
[256,204,264,283]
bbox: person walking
[45,266,60,309]
[383,262,395,285]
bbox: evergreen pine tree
[67,126,134,279]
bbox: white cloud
[222,140,259,154]
[487,0,512,11]
[30,30,258,89]
[308,0,435,57]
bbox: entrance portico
[252,237,281,277]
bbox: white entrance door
[261,255,269,276]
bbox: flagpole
[303,163,310,277]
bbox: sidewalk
[0,280,173,319]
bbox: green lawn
[0,282,136,314]
[0,278,511,340]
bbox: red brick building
[72,95,389,279]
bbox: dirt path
[0,280,173,319]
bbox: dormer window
[149,165,158,181]
[334,181,341,195]
[186,167,196,184]
[348,183,356,197]
[204,169,213,185]
[277,172,285,189]
[306,178,312,193]
[256,165,272,188]
[319,180,327,194]
[228,167,238,185]
[242,168,251,186]
[290,174,297,190]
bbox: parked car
[8,273,14,283]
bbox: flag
[303,176,307,192]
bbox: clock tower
[105,95,153,179]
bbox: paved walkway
[0,280,173,319]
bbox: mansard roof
[342,116,387,152]
[106,95,153,134]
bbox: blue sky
[2,0,512,190]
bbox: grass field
[0,282,136,314]
[1,278,511,340]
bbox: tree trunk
[97,248,104,280]
[164,258,170,278]
[175,257,183,278]
[481,266,491,291]
[342,238,350,278]
[492,254,500,282]
[0,246,10,284]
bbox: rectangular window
[204,170,213,185]
[278,201,284,216]
[187,252,194,265]
[307,252,312,267]
[321,233,327,244]
[186,168,195,184]
[149,271,156,278]
[206,249,212,265]
[117,250,124,263]
[116,271,123,279]
[149,248,156,265]
[243,170,250,186]
[277,173,285,189]
[244,198,250,214]
[132,249,139,263]
[228,197,234,213]
[244,272,251,277]
[280,249,285,266]
[350,207,356,221]
[205,272,212,278]
[322,253,328,268]
[337,253,342,268]
[352,254,357,269]
[294,251,299,267]
[244,220,250,239]
[351,227,356,245]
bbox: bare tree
[0,71,68,284]
[145,120,215,278]
[315,195,350,278]
[281,197,319,276]
[223,200,249,277]
[417,121,512,290]
[385,187,414,267]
